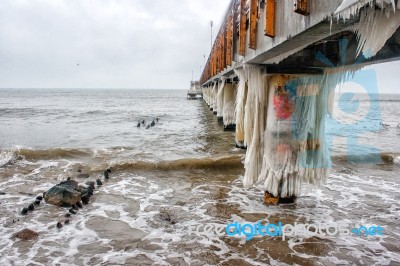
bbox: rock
[28,204,34,211]
[21,207,29,215]
[69,208,76,214]
[96,179,103,186]
[106,168,111,173]
[81,194,90,205]
[77,173,89,179]
[104,171,109,179]
[65,213,71,218]
[85,181,95,190]
[56,222,63,229]
[0,191,5,195]
[72,204,78,210]
[36,195,43,201]
[76,201,83,208]
[34,200,41,205]
[13,228,39,240]
[65,219,70,225]
[77,169,81,173]
[44,180,82,207]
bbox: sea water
[0,88,399,265]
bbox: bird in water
[137,122,140,128]
[151,120,155,127]
[146,125,151,129]
[142,119,145,125]
[156,118,159,122]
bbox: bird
[137,122,141,128]
[76,63,80,66]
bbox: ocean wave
[111,156,244,171]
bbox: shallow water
[0,89,399,265]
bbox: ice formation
[242,65,266,188]
[235,64,358,197]
[222,83,236,127]
[335,0,400,58]
[234,69,247,145]
[216,78,226,117]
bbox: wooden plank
[226,14,233,66]
[249,0,257,50]
[239,0,246,56]
[265,0,275,37]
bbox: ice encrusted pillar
[239,68,340,205]
[216,79,226,119]
[234,69,247,148]
[210,83,217,112]
[222,81,236,130]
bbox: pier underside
[200,0,400,204]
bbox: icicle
[234,69,247,145]
[351,6,400,58]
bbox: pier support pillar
[216,79,226,119]
[222,82,236,130]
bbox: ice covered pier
[199,0,400,204]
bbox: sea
[0,88,399,265]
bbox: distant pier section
[187,81,203,99]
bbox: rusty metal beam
[239,0,246,55]
[249,0,257,50]
[227,14,233,66]
[265,0,275,38]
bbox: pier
[199,0,400,204]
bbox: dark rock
[0,191,5,195]
[67,177,71,180]
[34,200,41,205]
[21,208,29,215]
[36,196,43,201]
[77,173,89,179]
[81,194,90,205]
[56,222,63,229]
[104,171,109,179]
[106,168,111,173]
[65,213,71,218]
[64,219,70,225]
[28,204,34,211]
[13,228,38,240]
[69,208,76,215]
[85,181,95,190]
[44,180,81,207]
[137,123,140,127]
[72,204,78,210]
[96,179,103,186]
[76,201,83,208]
[77,169,81,173]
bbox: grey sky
[0,0,399,92]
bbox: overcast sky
[0,0,399,92]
